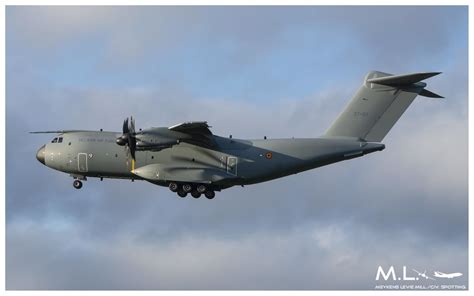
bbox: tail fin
[325,71,442,142]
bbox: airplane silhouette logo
[412,269,436,280]
[433,271,463,279]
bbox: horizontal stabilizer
[367,72,442,87]
[419,88,444,98]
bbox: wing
[169,121,215,148]
[169,121,212,134]
[30,130,90,134]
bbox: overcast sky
[6,6,468,290]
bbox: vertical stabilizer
[324,71,442,142]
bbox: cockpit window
[51,137,58,143]
[58,137,63,143]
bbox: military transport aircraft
[33,71,442,199]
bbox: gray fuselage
[38,130,384,190]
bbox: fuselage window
[58,137,63,143]
[51,137,58,143]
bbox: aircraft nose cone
[36,145,45,165]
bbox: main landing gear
[168,182,216,199]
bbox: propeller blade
[130,141,136,159]
[123,118,129,134]
[128,117,137,160]
[130,116,136,135]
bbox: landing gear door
[227,156,238,175]
[78,153,88,172]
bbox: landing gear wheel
[73,180,83,189]
[204,191,215,199]
[196,184,207,193]
[169,182,178,192]
[191,190,201,198]
[177,190,187,198]
[182,184,192,193]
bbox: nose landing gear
[73,180,83,189]
[71,175,86,189]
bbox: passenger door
[78,153,88,172]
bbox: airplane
[33,71,442,199]
[433,271,463,279]
[412,269,436,280]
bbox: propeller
[116,116,138,160]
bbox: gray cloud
[7,218,467,290]
[6,6,468,290]
[7,6,466,81]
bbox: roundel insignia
[265,152,272,159]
